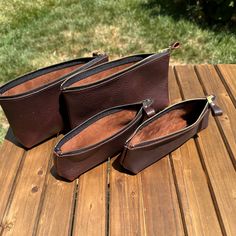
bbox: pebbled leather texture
[61,51,170,129]
[120,96,222,174]
[53,102,147,181]
[0,55,108,148]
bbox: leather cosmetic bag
[120,95,222,174]
[61,43,179,129]
[0,54,108,148]
[53,100,154,181]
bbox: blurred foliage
[147,0,236,26]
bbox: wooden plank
[72,162,107,236]
[141,158,185,236]
[35,137,76,236]
[216,64,236,105]
[195,65,236,165]
[169,67,222,236]
[175,65,236,236]
[109,157,147,236]
[0,130,25,231]
[109,70,185,235]
[1,138,56,236]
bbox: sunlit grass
[0,0,235,142]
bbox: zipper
[0,55,106,100]
[126,96,211,148]
[55,102,144,157]
[62,50,170,92]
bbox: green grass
[0,0,235,143]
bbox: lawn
[0,0,235,143]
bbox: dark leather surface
[0,55,108,148]
[120,98,215,174]
[62,52,170,128]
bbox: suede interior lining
[68,62,135,87]
[2,64,82,96]
[61,109,137,152]
[129,102,204,146]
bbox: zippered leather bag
[120,95,222,174]
[53,100,153,181]
[61,43,179,129]
[0,54,108,148]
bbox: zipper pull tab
[158,42,180,54]
[207,95,223,116]
[168,41,180,52]
[92,51,107,57]
[55,147,62,157]
[143,99,156,118]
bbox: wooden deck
[0,64,235,236]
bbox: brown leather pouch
[120,95,223,174]
[61,43,179,129]
[53,101,153,181]
[0,54,108,148]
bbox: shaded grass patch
[0,0,235,143]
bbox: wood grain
[35,137,76,236]
[109,157,147,236]
[72,162,107,236]
[195,65,236,165]
[0,131,25,231]
[109,71,185,236]
[216,64,236,105]
[175,65,236,236]
[169,67,222,236]
[1,138,56,236]
[141,158,185,236]
[0,65,235,236]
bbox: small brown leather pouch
[61,43,179,129]
[0,54,108,148]
[53,100,153,181]
[120,95,223,174]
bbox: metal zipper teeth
[62,50,170,92]
[127,97,210,148]
[55,104,144,157]
[0,56,105,100]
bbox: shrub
[174,0,236,24]
[185,0,236,24]
[147,0,236,25]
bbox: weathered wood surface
[0,65,235,236]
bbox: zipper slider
[159,42,180,54]
[92,51,107,57]
[55,147,62,157]
[168,41,180,52]
[207,95,223,116]
[143,99,156,118]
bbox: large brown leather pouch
[0,54,108,148]
[120,95,222,174]
[61,44,179,129]
[53,101,152,181]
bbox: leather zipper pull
[92,51,107,57]
[207,95,223,116]
[143,99,156,118]
[55,147,62,157]
[158,42,180,54]
[168,42,180,52]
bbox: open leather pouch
[120,95,223,174]
[0,54,108,148]
[54,102,147,181]
[61,43,179,129]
